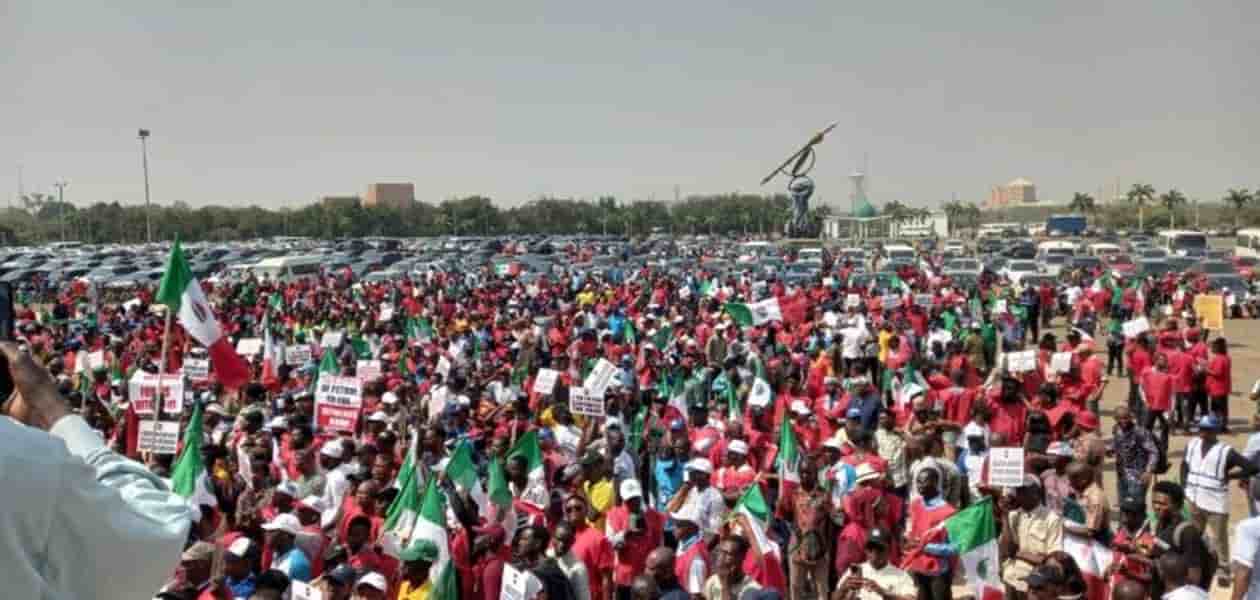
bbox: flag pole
[153,305,174,427]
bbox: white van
[883,244,916,261]
[1086,242,1122,258]
[250,255,324,283]
[1036,240,1078,258]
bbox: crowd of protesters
[9,238,1260,600]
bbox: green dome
[854,201,877,218]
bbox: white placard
[533,368,560,395]
[915,293,934,307]
[993,299,1008,315]
[286,345,312,366]
[291,581,323,600]
[1122,317,1150,339]
[236,338,263,356]
[987,446,1027,488]
[583,358,618,397]
[183,358,210,382]
[845,293,862,308]
[357,359,382,382]
[137,420,181,454]
[315,375,364,433]
[1006,349,1037,373]
[320,331,344,349]
[128,373,184,416]
[569,387,606,418]
[436,356,452,378]
[379,304,394,322]
[87,350,105,371]
[1050,352,1073,374]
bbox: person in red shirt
[564,494,614,600]
[605,479,665,598]
[1164,346,1195,432]
[987,377,1029,448]
[902,467,957,600]
[1126,334,1154,420]
[1205,337,1232,432]
[1140,353,1174,450]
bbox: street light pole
[139,129,152,243]
[53,181,67,241]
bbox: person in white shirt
[318,440,353,528]
[834,528,915,600]
[1159,552,1209,600]
[0,341,194,600]
[1231,481,1260,600]
[668,458,726,540]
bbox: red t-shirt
[605,506,666,585]
[1206,353,1232,397]
[987,398,1028,446]
[571,523,614,600]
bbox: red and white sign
[129,373,184,416]
[315,375,363,433]
[356,360,382,382]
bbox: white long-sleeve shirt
[0,414,194,599]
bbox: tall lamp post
[52,180,67,241]
[139,128,152,243]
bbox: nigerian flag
[446,440,488,516]
[730,483,775,557]
[623,319,637,345]
[699,279,718,297]
[944,499,1003,600]
[651,324,673,351]
[170,402,217,509]
[382,476,450,570]
[506,431,548,508]
[776,414,800,484]
[486,457,519,542]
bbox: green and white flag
[730,483,775,557]
[699,279,718,297]
[486,457,518,542]
[506,430,548,508]
[944,499,1004,600]
[651,324,673,351]
[776,414,800,485]
[171,402,217,509]
[382,476,450,569]
[446,440,489,516]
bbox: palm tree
[1068,192,1096,214]
[1127,183,1156,232]
[1224,188,1252,229]
[941,201,964,235]
[1159,188,1187,229]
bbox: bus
[1046,214,1088,236]
[250,255,324,283]
[1156,230,1208,256]
[1236,228,1260,258]
[979,222,1022,238]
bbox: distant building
[988,177,1037,208]
[890,210,949,238]
[363,183,415,209]
[321,195,361,209]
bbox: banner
[236,338,263,356]
[183,358,210,383]
[987,447,1026,487]
[1005,350,1037,373]
[583,358,617,397]
[845,293,861,308]
[436,356,452,378]
[569,387,606,418]
[533,368,560,395]
[129,373,183,416]
[286,345,312,366]
[137,420,181,454]
[1193,294,1225,331]
[356,359,382,382]
[320,331,344,349]
[315,375,363,432]
[1050,352,1073,374]
[1122,317,1150,339]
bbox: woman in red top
[1205,337,1232,432]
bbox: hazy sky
[3,1,1258,213]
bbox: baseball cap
[399,539,439,563]
[685,458,713,474]
[670,501,701,524]
[226,537,253,559]
[355,572,389,592]
[845,407,862,420]
[619,479,643,501]
[266,416,288,430]
[181,541,216,562]
[298,496,327,513]
[367,411,388,423]
[854,463,881,485]
[320,440,345,459]
[1196,414,1223,431]
[727,439,749,455]
[382,391,399,405]
[866,527,892,549]
[790,400,811,416]
[260,513,304,536]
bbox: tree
[941,201,964,235]
[1224,188,1252,229]
[882,200,909,224]
[1127,183,1156,232]
[1068,192,1096,214]
[1158,188,1187,229]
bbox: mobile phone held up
[0,282,13,401]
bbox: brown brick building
[363,183,415,209]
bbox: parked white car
[1001,259,1042,284]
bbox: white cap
[727,439,749,455]
[275,481,300,498]
[854,463,881,485]
[692,437,715,454]
[267,416,288,430]
[355,572,389,592]
[226,537,253,558]
[382,391,399,405]
[685,458,713,474]
[260,513,303,536]
[368,411,388,423]
[670,501,701,524]
[620,479,643,500]
[298,496,326,513]
[791,400,811,416]
[320,440,345,459]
